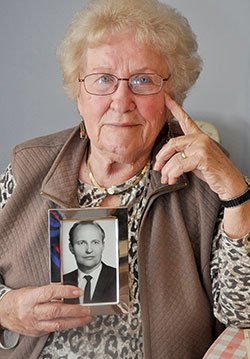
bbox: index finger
[165,93,201,135]
[34,284,83,304]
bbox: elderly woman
[0,0,250,358]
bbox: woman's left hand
[154,93,247,201]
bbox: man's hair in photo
[68,220,105,244]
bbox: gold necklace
[86,157,151,196]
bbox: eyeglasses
[78,73,171,96]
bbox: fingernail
[86,307,91,315]
[81,306,91,315]
[73,289,83,296]
[85,315,92,323]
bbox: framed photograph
[48,207,129,315]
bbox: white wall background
[0,0,249,176]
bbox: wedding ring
[181,150,187,159]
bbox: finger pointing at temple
[164,93,201,135]
[154,94,202,172]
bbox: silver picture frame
[48,207,129,315]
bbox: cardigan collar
[40,126,87,208]
[40,122,188,208]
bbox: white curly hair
[57,0,202,105]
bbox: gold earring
[80,120,87,139]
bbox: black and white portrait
[62,218,118,305]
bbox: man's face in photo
[70,224,104,273]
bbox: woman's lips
[105,122,140,128]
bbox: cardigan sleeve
[0,165,20,350]
[210,208,250,327]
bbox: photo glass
[48,207,129,315]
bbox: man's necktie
[84,275,92,303]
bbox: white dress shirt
[77,263,103,304]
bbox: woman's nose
[110,81,136,113]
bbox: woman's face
[77,32,170,163]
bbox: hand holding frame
[0,284,92,337]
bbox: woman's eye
[139,76,151,84]
[98,75,112,84]
[131,75,152,86]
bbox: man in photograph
[63,221,117,304]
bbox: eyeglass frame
[78,72,171,96]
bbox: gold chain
[86,157,151,196]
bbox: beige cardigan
[0,125,224,359]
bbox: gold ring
[181,150,187,159]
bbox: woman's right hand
[0,284,92,337]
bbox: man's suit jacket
[63,262,117,304]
